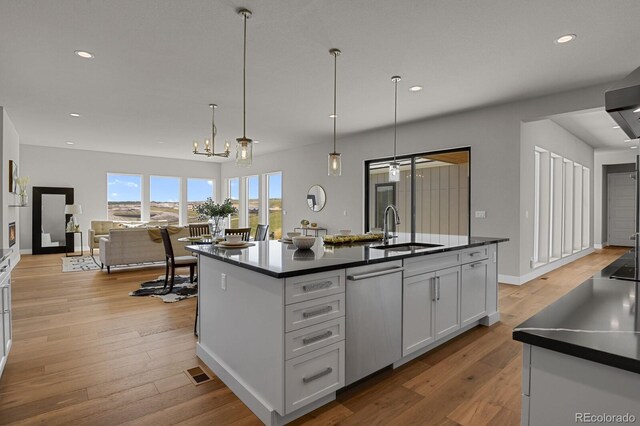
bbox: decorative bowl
[339,229,351,235]
[292,236,315,250]
[287,231,302,239]
[225,235,243,244]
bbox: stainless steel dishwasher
[345,260,403,385]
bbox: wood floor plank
[0,247,628,425]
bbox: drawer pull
[302,305,332,319]
[302,281,333,292]
[469,262,484,268]
[468,251,482,257]
[302,367,333,384]
[302,330,333,345]
[347,267,404,281]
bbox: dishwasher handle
[347,266,404,281]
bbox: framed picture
[9,160,18,193]
[8,222,16,247]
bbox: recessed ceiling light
[625,139,633,142]
[613,125,620,129]
[634,107,640,113]
[631,146,638,149]
[329,114,337,119]
[75,50,95,59]
[555,34,576,44]
[66,141,75,145]
[157,141,164,144]
[409,85,423,92]
[253,140,260,144]
[69,113,81,117]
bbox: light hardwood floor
[0,247,628,425]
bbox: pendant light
[193,104,231,158]
[388,76,401,182]
[236,8,253,167]
[328,48,342,176]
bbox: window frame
[106,172,144,221]
[149,175,182,225]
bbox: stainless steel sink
[372,242,443,251]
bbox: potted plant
[194,198,238,237]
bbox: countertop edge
[512,330,640,374]
[188,237,508,278]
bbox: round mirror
[306,185,326,212]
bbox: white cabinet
[461,260,488,326]
[402,272,435,356]
[434,266,461,340]
[0,258,12,379]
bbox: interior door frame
[607,172,634,247]
[32,186,74,255]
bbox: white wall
[594,149,638,247]
[1,108,21,269]
[19,145,220,251]
[519,119,595,277]
[221,83,608,278]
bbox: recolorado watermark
[576,413,636,423]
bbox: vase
[18,192,28,207]
[208,216,226,238]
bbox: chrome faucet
[383,204,401,245]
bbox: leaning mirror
[306,185,326,212]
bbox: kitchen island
[513,251,640,425]
[188,234,507,426]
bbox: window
[365,149,470,242]
[187,178,215,223]
[246,175,260,236]
[267,172,282,239]
[107,174,142,221]
[150,176,180,225]
[533,147,590,268]
[228,178,240,228]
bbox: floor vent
[185,366,212,386]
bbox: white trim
[499,248,594,285]
[20,249,32,255]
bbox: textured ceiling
[1,0,640,161]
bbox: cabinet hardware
[432,278,436,302]
[0,266,7,273]
[302,281,333,292]
[347,267,404,281]
[436,277,441,301]
[302,305,333,319]
[468,251,481,257]
[469,262,484,268]
[302,367,333,384]
[302,330,333,345]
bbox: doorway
[607,172,635,247]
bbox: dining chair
[160,228,197,294]
[225,227,251,241]
[254,224,269,241]
[189,223,209,237]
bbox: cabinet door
[0,288,5,359]
[434,266,460,340]
[402,272,435,357]
[4,285,11,353]
[461,260,488,326]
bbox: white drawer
[461,246,489,264]
[285,341,344,414]
[285,294,345,332]
[285,317,344,360]
[285,270,345,305]
[403,251,460,277]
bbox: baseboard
[19,249,32,255]
[594,242,608,249]
[499,248,594,286]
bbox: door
[608,173,635,247]
[461,261,488,326]
[434,266,461,340]
[402,272,435,357]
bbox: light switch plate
[475,210,486,218]
[221,273,227,291]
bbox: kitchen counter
[187,234,508,278]
[513,251,640,374]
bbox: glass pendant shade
[388,162,400,182]
[328,152,342,176]
[236,138,253,167]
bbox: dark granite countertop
[513,251,640,374]
[187,233,508,278]
[0,249,12,264]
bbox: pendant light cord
[333,52,337,153]
[393,78,398,162]
[211,105,215,147]
[242,12,247,139]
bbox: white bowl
[225,235,243,244]
[292,236,315,250]
[339,229,351,235]
[287,231,302,239]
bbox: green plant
[194,198,238,219]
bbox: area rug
[129,275,197,303]
[61,255,101,272]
